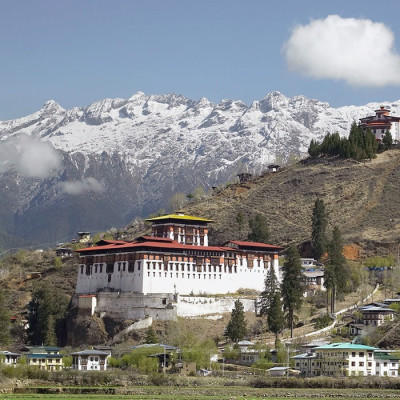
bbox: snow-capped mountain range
[0,91,398,245]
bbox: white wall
[76,257,279,296]
[176,296,256,317]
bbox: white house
[293,343,399,377]
[0,351,21,366]
[374,351,399,377]
[71,349,110,371]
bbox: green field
[2,387,400,399]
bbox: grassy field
[3,386,400,399]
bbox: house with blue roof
[23,346,63,371]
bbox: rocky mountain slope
[1,91,399,246]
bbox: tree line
[308,122,392,161]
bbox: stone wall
[77,292,258,322]
[95,292,177,321]
[176,295,257,317]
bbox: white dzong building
[76,213,282,296]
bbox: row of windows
[81,260,270,275]
[148,272,223,280]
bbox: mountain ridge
[1,91,400,246]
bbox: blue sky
[1,0,400,120]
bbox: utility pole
[286,343,290,379]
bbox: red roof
[225,240,284,250]
[78,239,232,253]
[95,239,127,245]
[362,122,391,126]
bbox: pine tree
[308,139,320,157]
[325,226,347,313]
[281,246,303,338]
[382,130,393,150]
[225,300,247,342]
[248,214,269,243]
[144,326,158,344]
[267,291,285,340]
[27,283,69,346]
[45,315,57,346]
[0,289,10,346]
[311,198,328,260]
[259,266,278,316]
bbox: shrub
[313,313,332,329]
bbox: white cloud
[0,135,62,178]
[59,177,105,195]
[283,15,400,87]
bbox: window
[352,352,356,357]
[359,352,364,357]
[351,362,355,366]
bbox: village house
[55,247,73,258]
[302,270,325,297]
[359,106,400,142]
[348,323,368,336]
[77,231,91,243]
[267,164,282,173]
[300,258,318,269]
[293,343,399,377]
[358,304,395,327]
[23,346,63,371]
[76,213,283,297]
[267,366,292,376]
[0,350,21,366]
[71,349,110,371]
[237,340,261,366]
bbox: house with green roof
[293,342,399,377]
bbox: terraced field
[3,386,400,399]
